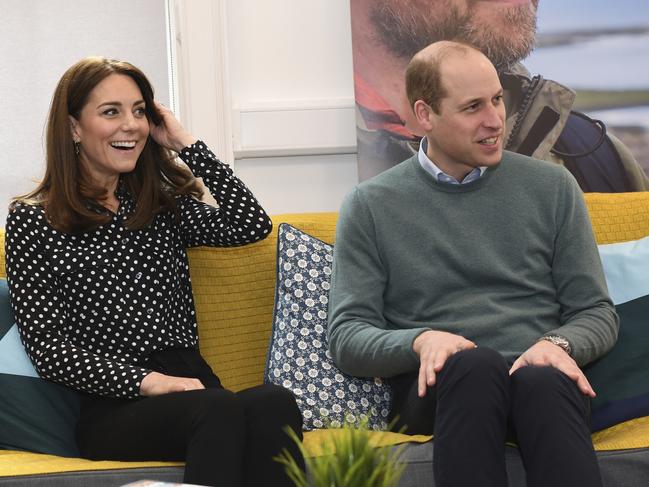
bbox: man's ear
[69,115,81,143]
[413,100,435,132]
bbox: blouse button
[146,309,154,317]
[135,272,142,280]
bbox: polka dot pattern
[265,224,392,431]
[5,141,272,399]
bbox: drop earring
[74,141,80,156]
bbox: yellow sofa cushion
[187,213,338,392]
[584,192,649,244]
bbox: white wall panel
[233,99,356,159]
[235,154,358,215]
[224,0,358,215]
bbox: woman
[4,57,303,487]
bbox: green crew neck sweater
[328,152,618,378]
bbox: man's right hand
[412,330,476,397]
[139,371,205,396]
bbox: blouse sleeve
[5,204,151,398]
[176,140,273,247]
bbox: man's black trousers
[389,346,603,487]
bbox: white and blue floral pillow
[265,223,392,430]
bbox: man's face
[425,50,506,179]
[371,0,539,70]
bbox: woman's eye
[102,108,118,116]
[134,107,146,116]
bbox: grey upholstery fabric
[394,443,649,487]
[1,444,648,486]
[0,468,183,487]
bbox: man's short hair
[405,41,476,114]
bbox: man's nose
[483,104,504,129]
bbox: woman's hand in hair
[139,371,205,396]
[149,101,197,153]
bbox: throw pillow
[0,279,80,456]
[265,224,392,430]
[585,236,649,431]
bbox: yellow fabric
[0,450,181,476]
[584,192,649,244]
[1,200,648,477]
[303,430,431,458]
[188,213,337,392]
[591,415,649,451]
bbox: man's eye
[465,103,479,112]
[494,95,503,103]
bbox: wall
[0,0,170,225]
[226,0,358,215]
[172,0,359,216]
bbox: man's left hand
[509,340,595,397]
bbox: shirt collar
[417,137,487,185]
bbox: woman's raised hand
[149,101,197,153]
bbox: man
[328,41,619,486]
[351,0,649,191]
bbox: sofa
[1,192,649,486]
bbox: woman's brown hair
[15,56,203,233]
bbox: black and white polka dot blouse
[5,141,272,399]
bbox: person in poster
[351,0,649,191]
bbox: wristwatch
[538,335,572,356]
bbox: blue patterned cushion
[0,279,80,456]
[585,236,649,431]
[265,224,392,430]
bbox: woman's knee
[183,388,246,432]
[238,384,303,433]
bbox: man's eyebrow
[457,96,482,107]
[458,89,503,107]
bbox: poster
[350,0,649,186]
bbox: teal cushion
[585,236,649,431]
[0,279,80,456]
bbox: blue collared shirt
[418,137,486,185]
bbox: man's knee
[510,365,588,418]
[510,365,575,397]
[440,346,508,383]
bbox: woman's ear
[413,100,435,132]
[69,115,81,143]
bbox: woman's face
[70,73,150,187]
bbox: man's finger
[509,356,523,375]
[576,373,596,397]
[433,349,450,373]
[418,363,429,397]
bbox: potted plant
[275,420,406,487]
